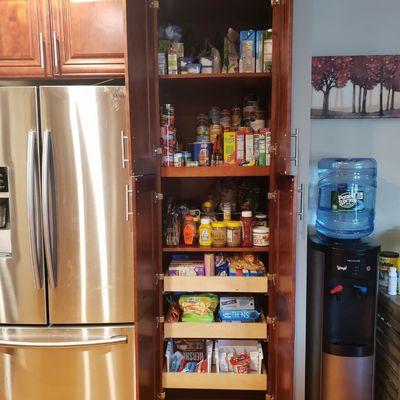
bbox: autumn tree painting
[311,55,400,118]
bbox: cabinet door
[0,0,52,78]
[51,0,125,77]
[124,0,159,176]
[268,175,296,399]
[271,0,293,175]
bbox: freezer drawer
[0,326,135,400]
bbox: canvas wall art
[311,55,400,119]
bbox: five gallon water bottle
[316,158,377,240]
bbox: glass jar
[211,221,227,247]
[252,226,269,246]
[226,221,242,247]
[196,113,210,142]
[254,213,268,227]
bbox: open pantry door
[124,0,159,176]
[131,174,161,400]
[124,0,161,398]
[268,175,296,399]
[271,0,293,176]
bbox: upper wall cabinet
[51,0,125,77]
[0,0,53,78]
[0,0,124,79]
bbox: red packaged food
[229,353,251,374]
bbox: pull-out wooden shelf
[164,320,268,340]
[159,72,271,80]
[161,166,270,178]
[164,276,269,293]
[163,366,268,391]
[163,245,269,253]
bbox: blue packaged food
[215,254,229,276]
[218,309,261,322]
[192,142,213,166]
[171,351,185,372]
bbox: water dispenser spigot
[353,285,368,300]
[330,284,344,301]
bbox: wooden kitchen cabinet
[51,0,125,77]
[0,0,53,78]
[0,0,124,79]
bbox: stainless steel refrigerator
[0,86,135,400]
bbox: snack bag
[178,293,219,323]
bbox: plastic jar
[252,226,269,246]
[196,113,210,142]
[226,221,242,247]
[316,158,377,239]
[240,211,253,247]
[199,218,212,247]
[211,221,227,247]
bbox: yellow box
[224,132,236,165]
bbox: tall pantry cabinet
[124,0,296,398]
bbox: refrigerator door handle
[42,129,57,288]
[27,130,43,289]
[0,335,128,349]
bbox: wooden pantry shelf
[159,72,271,80]
[164,276,268,293]
[164,319,268,340]
[161,166,270,178]
[163,245,269,253]
[163,365,268,391]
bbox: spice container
[183,215,197,246]
[252,226,269,246]
[211,221,227,247]
[222,202,232,221]
[199,217,212,247]
[241,211,253,247]
[227,221,242,247]
[254,213,268,227]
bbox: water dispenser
[0,167,11,254]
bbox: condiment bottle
[199,217,212,247]
[222,202,232,221]
[240,211,253,247]
[183,215,197,246]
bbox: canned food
[182,151,192,164]
[161,104,175,127]
[193,142,213,166]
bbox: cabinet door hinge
[267,316,278,329]
[269,143,279,155]
[267,273,276,286]
[267,191,278,202]
[157,392,166,400]
[156,273,165,281]
[149,0,160,8]
[156,316,165,328]
[266,394,275,400]
[153,192,164,203]
[153,145,162,155]
[271,0,280,5]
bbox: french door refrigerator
[0,86,135,400]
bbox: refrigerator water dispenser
[0,167,11,254]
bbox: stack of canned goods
[161,104,176,166]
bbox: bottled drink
[316,158,377,240]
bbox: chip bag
[178,293,219,323]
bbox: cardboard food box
[223,131,236,164]
[239,30,256,73]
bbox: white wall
[309,0,400,251]
[294,1,400,400]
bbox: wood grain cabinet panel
[0,0,52,78]
[51,0,125,77]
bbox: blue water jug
[316,158,377,239]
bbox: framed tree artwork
[311,55,400,118]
